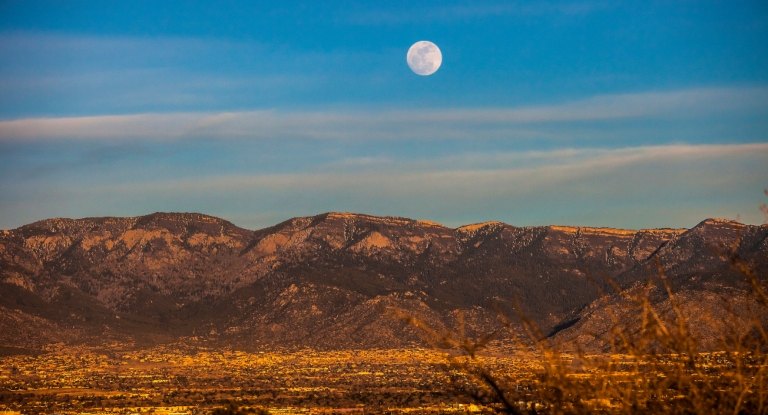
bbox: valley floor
[0,345,505,414]
[0,345,764,414]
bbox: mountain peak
[315,212,446,229]
[548,225,638,237]
[140,211,229,222]
[698,217,746,227]
[456,221,506,233]
[19,216,135,235]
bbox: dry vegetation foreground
[0,344,765,415]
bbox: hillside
[0,212,765,351]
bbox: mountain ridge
[0,211,765,352]
[5,210,702,234]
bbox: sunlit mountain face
[1,212,765,350]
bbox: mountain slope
[0,212,765,351]
[551,218,768,351]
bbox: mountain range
[1,212,766,352]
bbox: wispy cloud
[0,32,262,61]
[346,1,607,25]
[91,142,767,192]
[319,143,768,174]
[0,32,381,116]
[1,86,766,141]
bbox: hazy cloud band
[1,86,766,141]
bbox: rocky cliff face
[0,212,765,351]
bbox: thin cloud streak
[346,1,606,25]
[320,142,768,173]
[1,86,766,141]
[0,31,383,117]
[77,142,768,194]
[0,32,263,60]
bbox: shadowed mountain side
[0,212,765,351]
[550,285,768,352]
[550,218,768,351]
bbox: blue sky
[1,0,767,229]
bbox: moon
[407,41,442,76]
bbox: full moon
[407,41,442,76]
